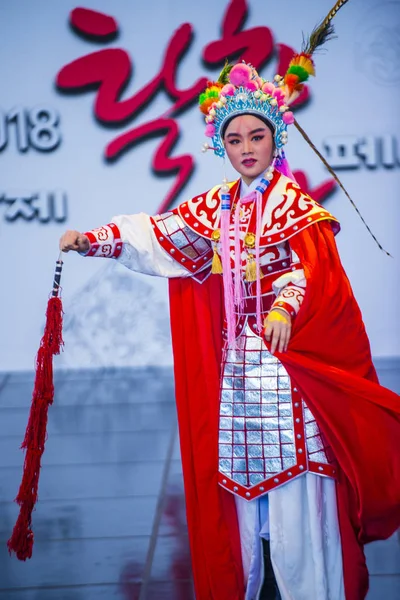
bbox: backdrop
[0,0,399,371]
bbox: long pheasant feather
[302,0,350,55]
[294,119,391,256]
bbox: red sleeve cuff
[82,223,122,258]
[271,300,297,319]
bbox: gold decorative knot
[211,229,221,242]
[244,232,256,248]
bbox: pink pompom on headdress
[261,82,275,95]
[220,83,235,97]
[244,80,259,92]
[272,88,286,105]
[205,123,216,138]
[282,111,295,125]
[229,63,252,87]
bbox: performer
[59,17,400,600]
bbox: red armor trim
[261,256,294,279]
[309,461,337,478]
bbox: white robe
[236,474,345,599]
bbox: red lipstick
[242,158,256,167]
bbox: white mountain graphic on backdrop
[58,262,173,368]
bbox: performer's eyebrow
[226,127,266,138]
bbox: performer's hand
[263,308,292,354]
[59,230,90,253]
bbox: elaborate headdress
[199,0,349,159]
[199,64,294,157]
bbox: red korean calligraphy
[56,1,334,214]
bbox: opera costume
[65,5,400,600]
[82,169,350,600]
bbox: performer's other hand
[263,308,292,354]
[59,230,90,253]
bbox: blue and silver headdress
[199,62,299,158]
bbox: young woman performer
[59,9,400,599]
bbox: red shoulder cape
[168,221,400,600]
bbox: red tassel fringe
[7,296,63,560]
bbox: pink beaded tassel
[220,180,236,346]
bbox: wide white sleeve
[81,212,213,281]
[113,213,191,277]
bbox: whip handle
[51,253,63,297]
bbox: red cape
[169,220,400,600]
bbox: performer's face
[223,114,275,186]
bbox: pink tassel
[222,167,278,344]
[255,190,263,334]
[220,193,236,346]
[234,201,244,313]
[234,191,257,312]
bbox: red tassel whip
[8,255,64,560]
